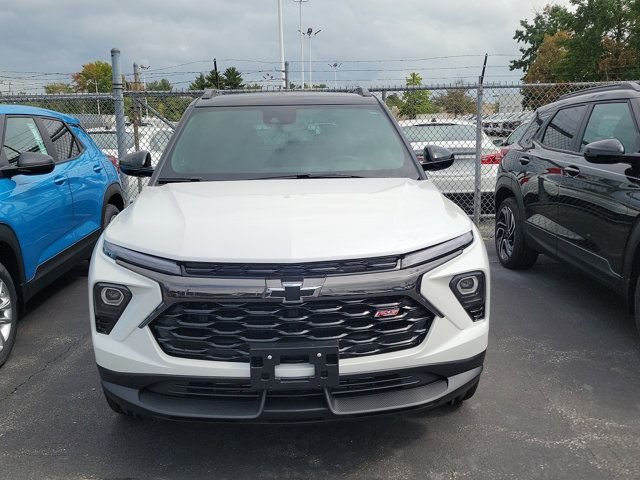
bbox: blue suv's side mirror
[120,151,154,177]
[1,152,55,177]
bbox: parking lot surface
[1,242,639,479]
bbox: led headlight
[103,240,181,275]
[401,231,473,269]
[93,283,132,334]
[450,271,485,321]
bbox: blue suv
[0,105,124,366]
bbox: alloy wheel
[496,205,516,261]
[0,280,12,353]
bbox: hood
[105,178,472,263]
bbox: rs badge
[374,308,400,318]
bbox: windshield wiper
[157,177,203,184]
[252,173,366,180]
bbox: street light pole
[139,64,151,118]
[329,62,341,90]
[306,28,321,88]
[293,0,308,88]
[277,0,285,89]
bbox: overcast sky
[0,0,572,92]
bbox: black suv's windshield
[156,104,421,181]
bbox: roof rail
[201,89,220,100]
[559,82,640,100]
[352,86,372,97]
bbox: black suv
[494,82,640,334]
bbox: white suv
[89,90,490,421]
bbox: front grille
[181,256,399,278]
[149,296,434,363]
[145,371,440,400]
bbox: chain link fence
[0,80,621,237]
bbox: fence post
[473,82,484,226]
[111,48,130,200]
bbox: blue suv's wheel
[0,263,18,367]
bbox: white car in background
[398,119,499,212]
[88,127,173,166]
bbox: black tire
[102,204,120,230]
[0,262,18,368]
[633,275,640,338]
[495,197,538,269]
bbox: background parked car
[0,105,125,366]
[494,82,640,334]
[399,119,499,212]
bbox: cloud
[0,0,573,92]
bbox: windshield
[401,124,477,142]
[90,131,134,150]
[157,105,420,181]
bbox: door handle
[563,165,581,176]
[93,163,103,173]
[519,156,531,165]
[53,175,66,185]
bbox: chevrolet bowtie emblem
[265,280,322,303]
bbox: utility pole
[284,61,290,89]
[293,0,308,88]
[213,58,220,89]
[277,0,286,89]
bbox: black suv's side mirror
[583,139,627,164]
[0,152,55,177]
[422,145,455,171]
[120,151,154,177]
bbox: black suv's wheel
[102,204,120,230]
[495,197,538,269]
[633,276,640,337]
[0,262,18,368]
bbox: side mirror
[0,152,55,177]
[493,139,504,147]
[120,151,154,177]
[583,139,626,164]
[422,145,455,171]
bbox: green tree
[222,67,244,89]
[433,87,476,117]
[385,93,404,110]
[72,61,112,93]
[399,73,437,119]
[510,4,572,74]
[189,73,208,90]
[563,0,640,81]
[146,78,173,91]
[205,69,224,89]
[44,83,73,94]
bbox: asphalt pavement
[1,241,639,479]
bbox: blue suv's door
[37,117,107,241]
[0,115,76,282]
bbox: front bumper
[89,226,490,421]
[99,352,484,422]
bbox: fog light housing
[93,283,132,334]
[450,271,485,321]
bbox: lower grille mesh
[149,296,434,362]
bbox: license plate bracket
[250,341,339,390]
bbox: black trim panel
[25,229,100,300]
[98,351,485,422]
